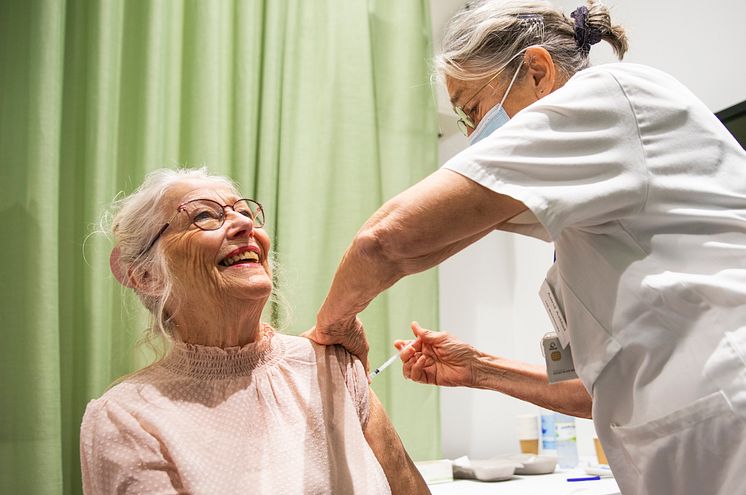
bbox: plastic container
[554,413,579,468]
[540,411,557,455]
[516,414,539,454]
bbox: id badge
[541,333,578,383]
[539,279,570,349]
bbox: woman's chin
[221,262,270,280]
[224,271,273,298]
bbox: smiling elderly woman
[79,168,428,494]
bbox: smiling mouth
[219,250,260,267]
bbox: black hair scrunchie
[570,6,602,54]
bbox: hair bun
[570,5,603,54]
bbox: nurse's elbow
[572,385,593,419]
[354,225,410,279]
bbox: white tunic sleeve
[444,65,649,241]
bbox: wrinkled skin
[155,178,273,347]
[394,322,480,387]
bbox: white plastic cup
[517,414,539,454]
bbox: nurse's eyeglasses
[140,198,265,255]
[452,69,506,136]
[452,43,535,136]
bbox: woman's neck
[171,297,267,348]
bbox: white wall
[431,0,746,460]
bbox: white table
[428,468,621,495]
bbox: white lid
[516,414,539,438]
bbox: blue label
[540,414,556,450]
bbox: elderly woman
[80,168,428,494]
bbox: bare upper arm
[363,389,430,495]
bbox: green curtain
[0,0,440,493]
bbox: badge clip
[541,332,578,383]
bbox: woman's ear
[128,266,162,297]
[110,246,162,295]
[110,247,136,288]
[524,46,556,98]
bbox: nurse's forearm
[317,225,494,327]
[318,169,527,328]
[472,354,593,419]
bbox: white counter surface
[428,468,621,495]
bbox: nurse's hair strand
[436,0,628,82]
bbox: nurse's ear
[523,46,557,99]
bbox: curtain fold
[0,0,439,493]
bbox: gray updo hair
[436,0,628,83]
[105,168,283,344]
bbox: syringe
[369,339,417,380]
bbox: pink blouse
[80,331,391,494]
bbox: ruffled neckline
[160,329,283,379]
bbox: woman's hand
[304,316,370,371]
[395,322,480,387]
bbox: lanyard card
[541,333,578,383]
[539,279,570,349]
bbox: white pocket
[610,391,746,495]
[704,327,746,422]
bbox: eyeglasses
[453,69,506,136]
[140,198,265,255]
[452,49,528,136]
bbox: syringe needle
[369,339,416,380]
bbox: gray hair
[105,168,285,346]
[436,0,628,82]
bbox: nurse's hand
[304,316,370,372]
[394,322,479,387]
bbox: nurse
[308,0,746,493]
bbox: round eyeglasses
[453,68,507,136]
[452,49,528,136]
[140,198,265,255]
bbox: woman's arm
[397,322,592,419]
[80,401,184,494]
[363,389,431,495]
[311,169,527,361]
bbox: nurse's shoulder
[574,63,703,112]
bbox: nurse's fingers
[402,351,415,379]
[411,321,450,351]
[394,338,419,352]
[395,321,431,350]
[409,352,430,383]
[401,345,418,365]
[407,354,422,382]
[411,321,433,340]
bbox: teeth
[222,250,260,267]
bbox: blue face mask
[468,103,510,145]
[468,62,523,146]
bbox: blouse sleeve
[80,398,185,495]
[331,345,370,428]
[444,66,649,241]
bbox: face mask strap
[497,56,524,111]
[467,53,527,145]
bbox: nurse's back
[581,63,746,495]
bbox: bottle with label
[540,410,557,456]
[554,413,579,468]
